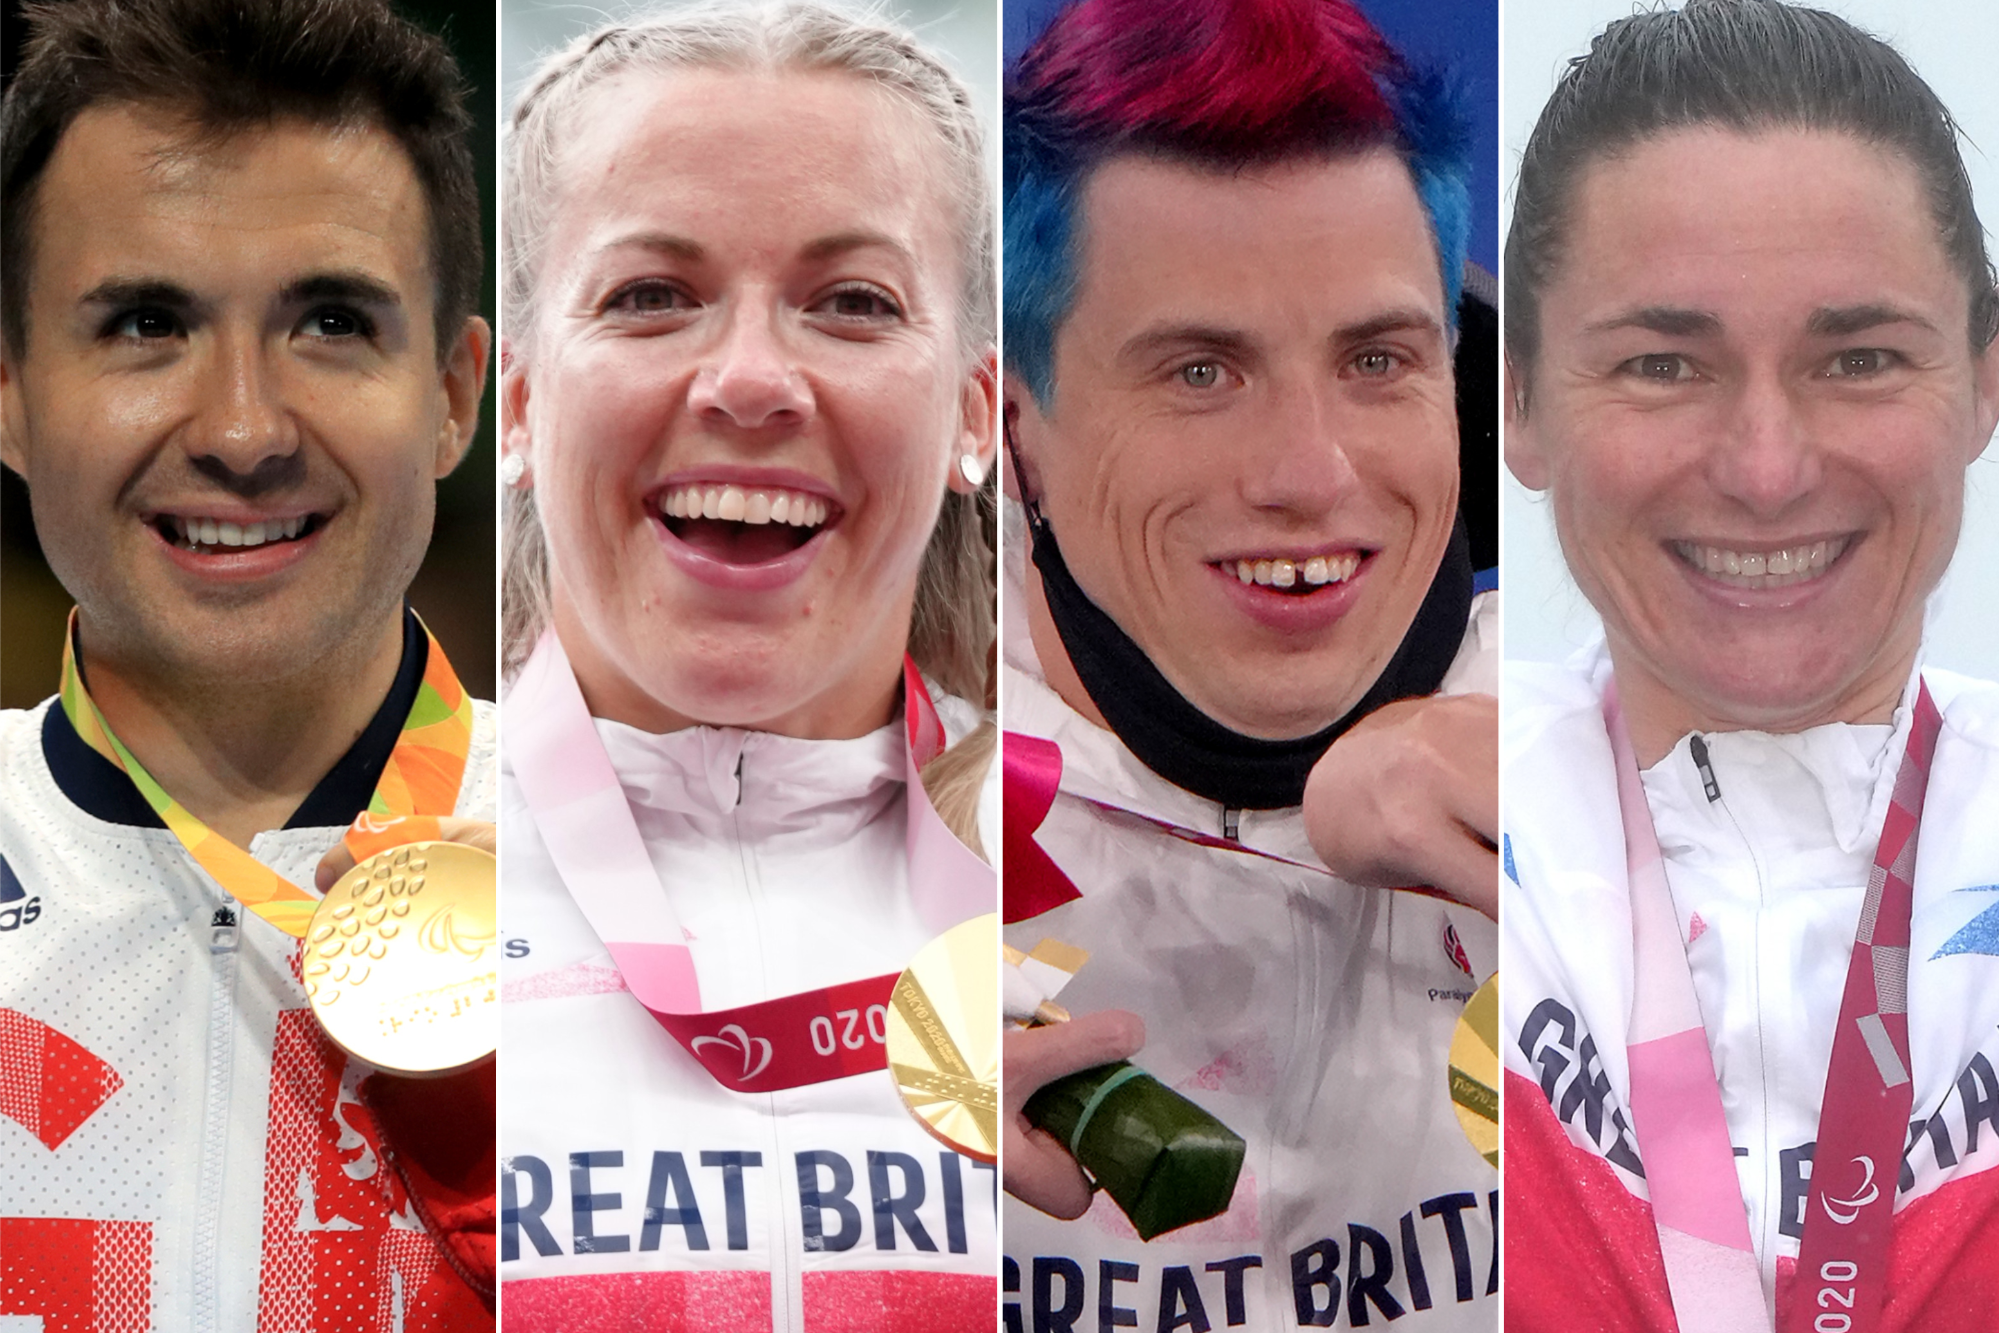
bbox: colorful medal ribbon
[1606,680,1938,1333]
[1000,728,1458,924]
[507,630,995,1094]
[58,609,476,938]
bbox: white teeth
[1677,538,1847,589]
[168,515,308,549]
[1232,551,1360,589]
[658,483,831,529]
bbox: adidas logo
[0,856,42,932]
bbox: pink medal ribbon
[1606,680,1939,1333]
[509,631,994,1093]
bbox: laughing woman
[491,4,999,1327]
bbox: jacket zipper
[192,904,240,1333]
[1689,734,1777,1270]
[730,748,803,1332]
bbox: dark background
[0,0,498,707]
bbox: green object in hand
[1023,1059,1246,1241]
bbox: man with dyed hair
[0,0,494,1327]
[1000,0,1498,1328]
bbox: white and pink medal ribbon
[509,630,994,1093]
[1606,680,1939,1333]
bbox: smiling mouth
[1671,536,1852,590]
[1219,549,1365,595]
[157,513,321,554]
[655,482,837,565]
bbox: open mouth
[156,513,322,556]
[1671,536,1851,591]
[1218,549,1365,595]
[654,482,838,565]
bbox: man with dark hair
[0,0,494,1327]
[1503,1,1999,1329]
[1000,1,1499,1328]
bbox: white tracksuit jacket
[496,693,1000,1333]
[1001,542,1501,1333]
[1502,644,1999,1331]
[0,631,497,1333]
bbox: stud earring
[501,453,528,488]
[957,453,987,488]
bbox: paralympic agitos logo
[0,857,42,932]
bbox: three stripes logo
[0,856,41,932]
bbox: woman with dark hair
[1501,3,1999,1329]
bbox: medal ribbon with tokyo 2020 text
[1605,679,1938,1333]
[506,629,995,1094]
[58,608,477,938]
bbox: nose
[1237,375,1362,513]
[687,304,814,430]
[184,331,301,491]
[1709,373,1820,516]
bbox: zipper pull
[1223,807,1240,841]
[1688,734,1722,803]
[210,904,239,953]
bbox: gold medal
[303,841,498,1077]
[886,913,998,1163]
[1448,972,1500,1168]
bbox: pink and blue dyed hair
[1005,0,1474,403]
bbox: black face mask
[1023,502,1474,811]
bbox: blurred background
[1503,0,1999,671]
[503,0,998,182]
[0,0,498,707]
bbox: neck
[1613,642,1914,768]
[76,611,406,846]
[1024,560,1110,731]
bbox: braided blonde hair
[501,1,996,848]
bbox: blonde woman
[493,3,999,1327]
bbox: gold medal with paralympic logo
[886,913,999,1163]
[1448,972,1500,1167]
[303,841,498,1076]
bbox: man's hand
[1003,1009,1145,1219]
[314,817,497,892]
[1303,693,1497,919]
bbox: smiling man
[0,0,495,1328]
[1501,3,1999,1330]
[999,1,1499,1329]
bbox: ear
[946,350,999,494]
[1970,309,1999,467]
[433,316,493,479]
[499,336,534,476]
[1002,369,1050,505]
[0,351,24,480]
[1502,353,1551,492]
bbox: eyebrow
[1806,303,1940,338]
[592,231,707,263]
[280,271,402,309]
[77,277,198,311]
[1120,323,1260,367]
[1336,307,1446,344]
[798,230,917,267]
[1584,306,1723,338]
